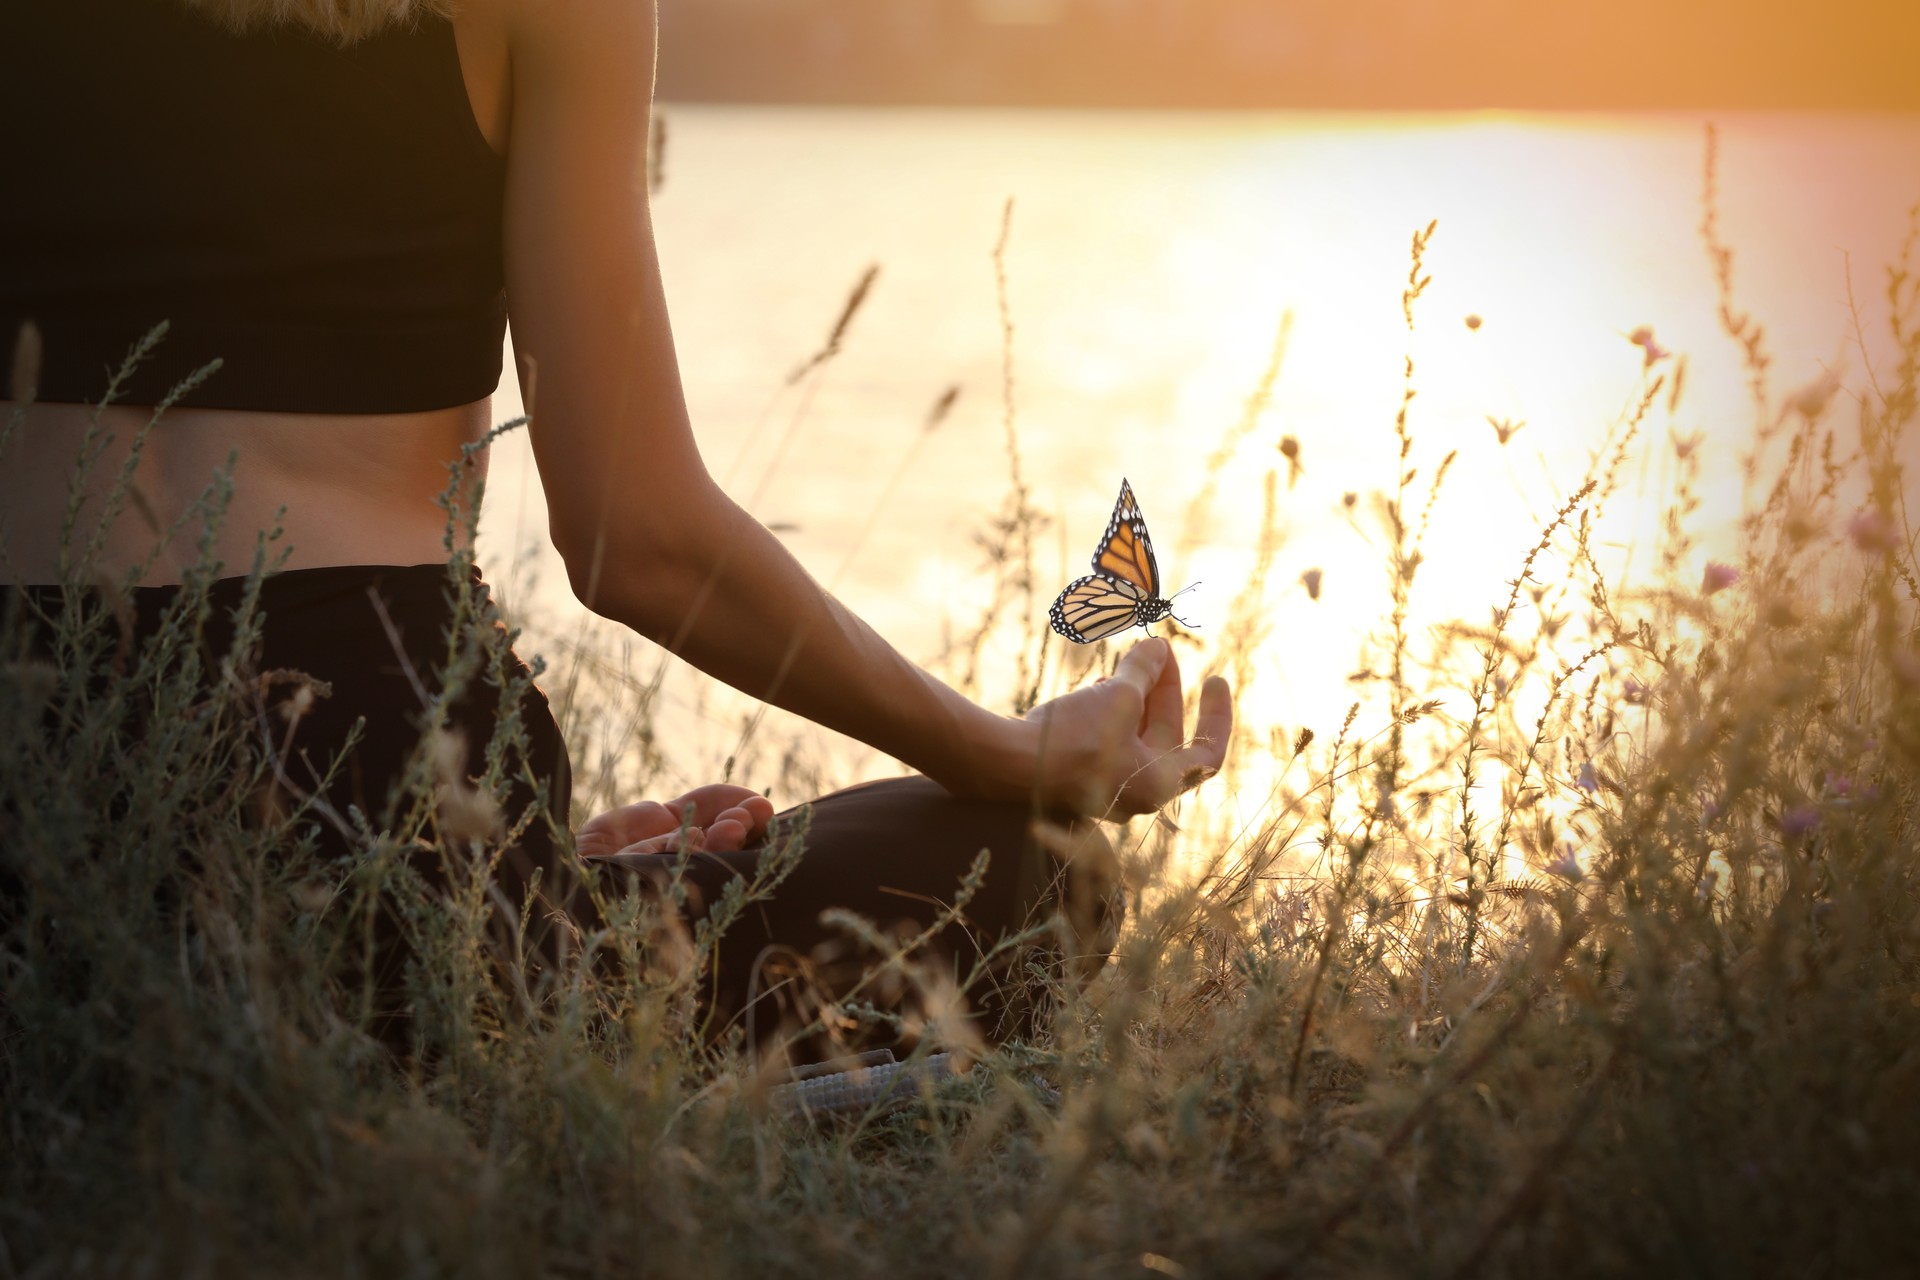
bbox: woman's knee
[1033,817,1124,985]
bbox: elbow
[552,521,623,616]
[548,509,709,641]
[542,459,741,638]
[551,520,646,623]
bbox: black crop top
[0,0,507,413]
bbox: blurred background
[655,0,1920,110]
[484,0,1920,807]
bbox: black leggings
[6,563,1111,1051]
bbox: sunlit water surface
[479,107,1920,847]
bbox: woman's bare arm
[496,0,1230,814]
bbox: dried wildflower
[438,783,503,843]
[1464,313,1483,330]
[282,684,315,722]
[1279,435,1302,486]
[1627,325,1670,368]
[1789,366,1842,419]
[1623,676,1652,704]
[1488,415,1524,445]
[1576,762,1599,793]
[429,727,503,842]
[1671,428,1704,459]
[923,383,960,431]
[1701,561,1740,595]
[911,970,986,1060]
[1301,567,1323,600]
[1782,506,1821,544]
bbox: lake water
[477,106,1920,817]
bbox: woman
[0,0,1234,1049]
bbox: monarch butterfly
[1048,478,1196,644]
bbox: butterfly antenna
[1169,581,1202,629]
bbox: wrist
[938,700,1038,803]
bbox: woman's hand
[1018,637,1234,819]
[576,784,777,861]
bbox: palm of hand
[576,783,777,862]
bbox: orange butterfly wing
[1091,479,1161,597]
[1048,478,1167,644]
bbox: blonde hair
[178,0,452,45]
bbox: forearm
[571,480,1033,799]
[495,0,1233,824]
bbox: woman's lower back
[1,399,492,586]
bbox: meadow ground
[4,202,1918,1277]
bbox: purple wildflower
[1701,562,1740,595]
[1546,843,1585,883]
[1847,511,1896,553]
[1779,806,1821,838]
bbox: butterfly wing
[1049,574,1144,644]
[1090,478,1162,599]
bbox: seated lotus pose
[0,0,1234,1050]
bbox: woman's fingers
[1157,673,1232,796]
[1120,671,1235,813]
[1180,674,1235,782]
[1139,639,1187,753]
[668,783,767,827]
[1110,636,1170,704]
[702,796,776,852]
[579,787,774,859]
[575,799,681,858]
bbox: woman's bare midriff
[0,399,492,586]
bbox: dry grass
[3,175,1918,1277]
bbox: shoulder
[465,0,656,163]
[488,0,656,80]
